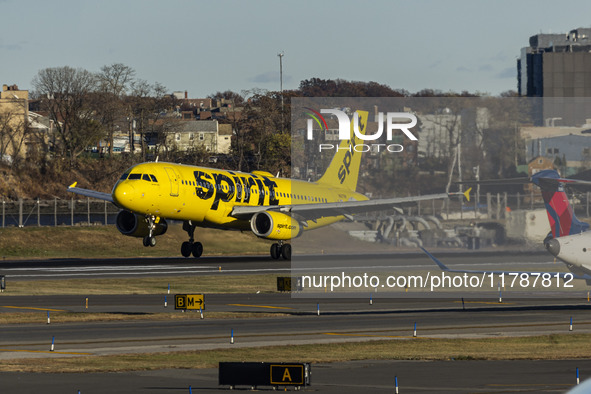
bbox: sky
[2,0,591,98]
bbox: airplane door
[164,167,180,197]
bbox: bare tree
[127,80,177,162]
[31,66,103,165]
[96,63,136,155]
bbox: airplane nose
[545,238,560,257]
[113,182,136,206]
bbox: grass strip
[0,311,286,325]
[3,274,278,295]
[0,334,589,373]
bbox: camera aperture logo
[304,108,418,153]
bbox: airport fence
[2,191,590,228]
[0,198,120,228]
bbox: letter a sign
[270,365,304,385]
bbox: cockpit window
[120,171,131,180]
[128,173,141,180]
[142,174,151,182]
[150,174,158,182]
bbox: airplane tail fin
[317,110,369,192]
[531,170,590,238]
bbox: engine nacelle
[116,210,168,238]
[250,211,303,240]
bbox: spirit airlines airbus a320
[68,111,447,260]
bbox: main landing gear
[143,216,157,247]
[270,241,291,260]
[181,221,203,258]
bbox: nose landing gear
[143,216,157,247]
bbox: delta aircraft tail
[531,169,590,238]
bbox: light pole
[278,51,284,131]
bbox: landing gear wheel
[270,243,281,259]
[182,220,203,259]
[192,242,203,258]
[181,241,192,257]
[281,243,292,260]
[143,236,156,247]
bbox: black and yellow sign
[277,277,303,292]
[174,294,205,310]
[270,364,304,385]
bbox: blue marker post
[413,322,417,338]
[577,367,580,385]
[370,294,373,305]
[395,376,399,394]
[570,316,573,332]
[47,311,50,324]
[164,296,168,308]
[231,328,234,344]
[200,307,204,319]
[498,282,502,303]
[189,385,193,393]
[168,283,170,295]
[50,336,55,352]
[317,303,320,316]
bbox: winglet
[463,187,472,202]
[448,187,471,202]
[419,247,450,271]
[68,182,78,189]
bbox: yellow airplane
[68,111,448,260]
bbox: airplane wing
[67,182,114,203]
[230,193,449,221]
[420,247,591,280]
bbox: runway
[0,291,590,359]
[1,252,590,393]
[0,359,589,393]
[0,250,555,280]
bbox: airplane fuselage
[545,232,591,276]
[112,162,368,233]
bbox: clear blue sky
[2,0,591,98]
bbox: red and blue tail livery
[531,169,590,238]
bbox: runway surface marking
[0,349,92,355]
[453,301,515,305]
[227,304,294,310]
[2,261,560,279]
[1,306,66,312]
[3,265,216,272]
[324,332,414,339]
[488,383,571,387]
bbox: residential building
[168,120,232,154]
[520,122,591,175]
[0,84,29,162]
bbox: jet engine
[116,210,168,238]
[250,211,303,240]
